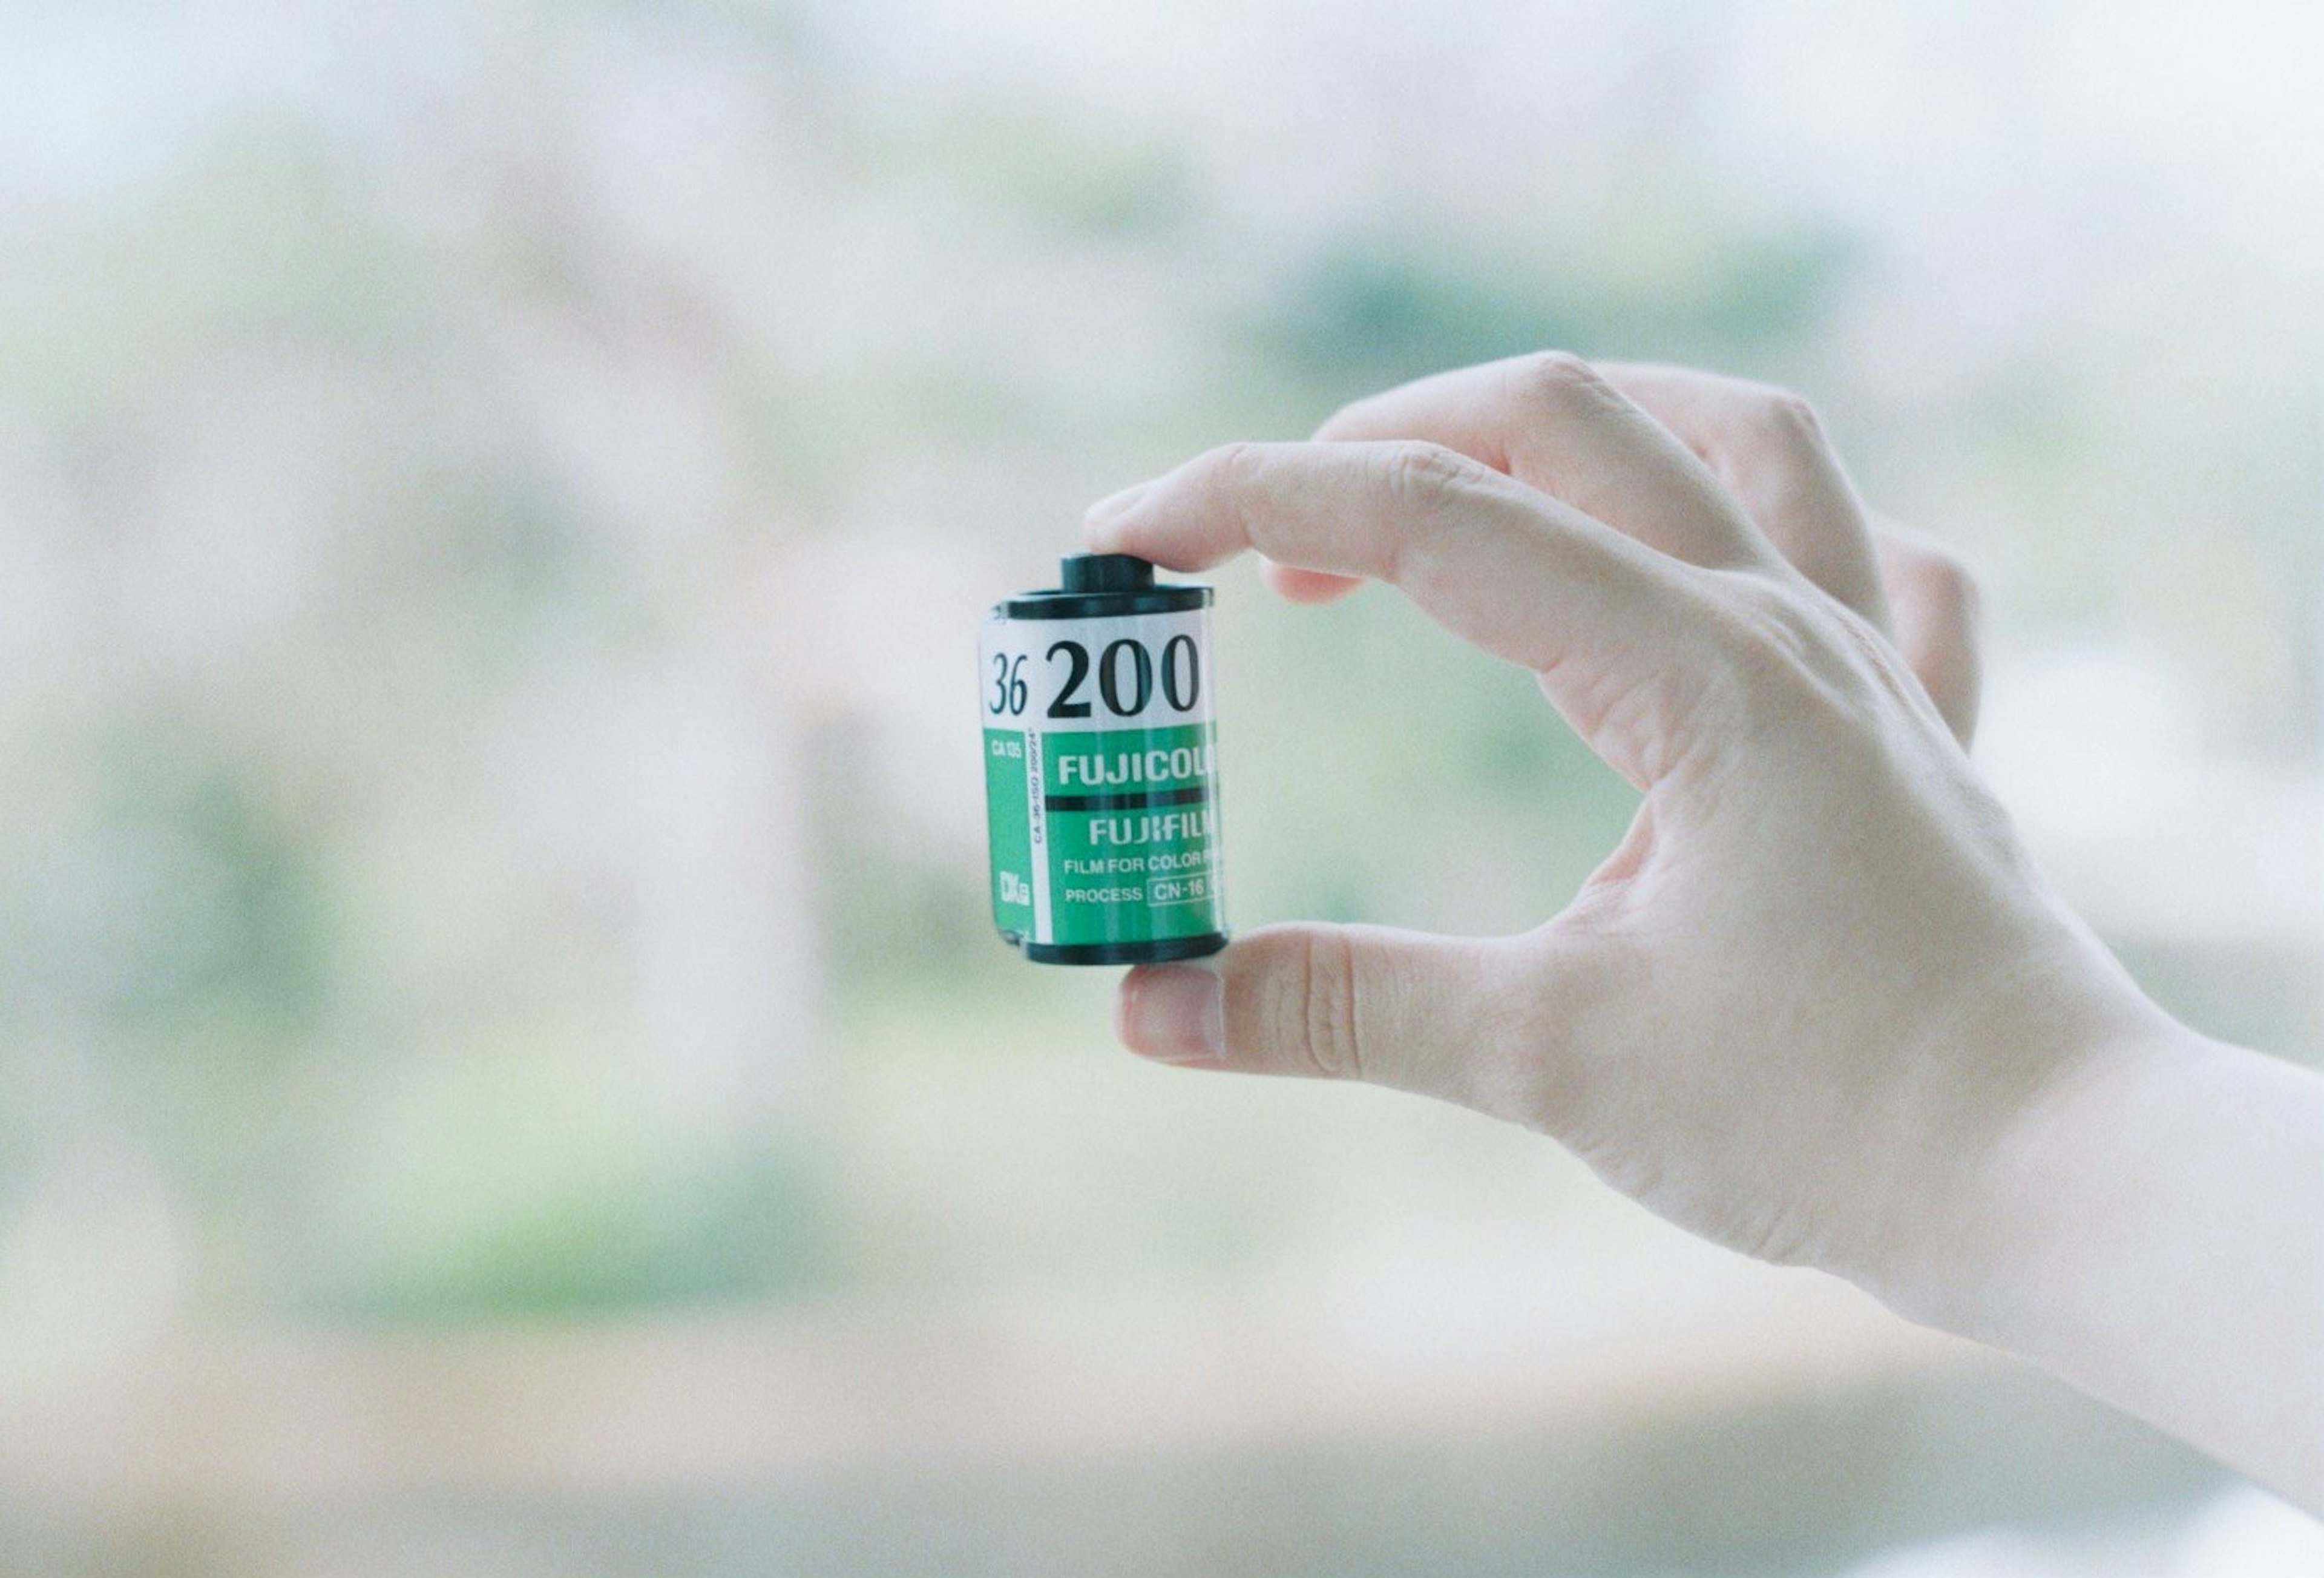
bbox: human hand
[1080,355,2324,1505]
[1081,353,2161,1291]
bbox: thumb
[1116,922,1537,1108]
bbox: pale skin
[1082,353,2324,1509]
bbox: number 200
[988,635,1200,718]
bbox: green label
[1041,723,1224,945]
[984,729,1036,939]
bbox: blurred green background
[0,2,2319,1574]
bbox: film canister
[980,552,1226,964]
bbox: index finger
[1083,438,1713,778]
[1314,353,1772,574]
[1268,352,1777,610]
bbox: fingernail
[1082,480,1153,542]
[1118,962,1226,1067]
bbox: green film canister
[979,553,1227,964]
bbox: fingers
[1591,361,1892,630]
[1115,923,1548,1111]
[1874,521,1983,745]
[1311,350,1772,574]
[1576,360,1984,741]
[1083,438,1712,776]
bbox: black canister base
[1020,932,1228,967]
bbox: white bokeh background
[0,4,2316,1574]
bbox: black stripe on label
[1043,784,1210,814]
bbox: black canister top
[998,551,1210,620]
[1059,553,1155,594]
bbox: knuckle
[1728,383,1837,476]
[1754,386,1828,450]
[1727,573,1826,658]
[1715,573,1948,756]
[1208,439,1265,492]
[1275,928,1364,1082]
[1206,440,1269,545]
[1908,544,1983,629]
[1513,349,1607,404]
[1709,576,1849,714]
[1379,439,1481,509]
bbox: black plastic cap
[999,551,1209,619]
[1060,553,1155,594]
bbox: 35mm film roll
[980,554,1227,965]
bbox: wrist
[1860,998,2324,1502]
[1871,1002,2204,1345]
[1803,909,2181,1336]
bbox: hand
[1082,355,2324,1505]
[1084,353,2154,1283]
